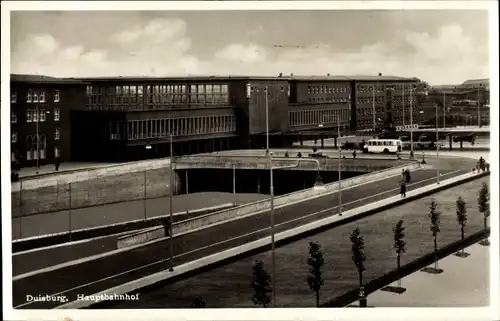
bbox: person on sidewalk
[405,169,411,182]
[486,162,490,172]
[55,160,60,171]
[284,151,289,158]
[297,152,302,158]
[400,182,407,198]
[352,150,357,159]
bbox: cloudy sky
[10,9,490,85]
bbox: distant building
[10,74,88,168]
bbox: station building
[10,73,418,166]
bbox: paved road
[12,208,223,276]
[13,168,467,309]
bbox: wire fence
[11,168,180,240]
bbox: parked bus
[363,139,403,154]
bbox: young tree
[427,199,443,273]
[455,196,469,257]
[393,220,407,289]
[251,260,272,308]
[350,228,367,307]
[477,182,491,246]
[306,241,325,307]
[191,296,206,308]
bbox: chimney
[279,72,283,77]
[378,73,382,76]
[290,73,294,77]
[327,73,331,76]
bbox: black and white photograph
[1,1,499,321]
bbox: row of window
[356,96,385,104]
[108,115,237,141]
[393,106,417,113]
[22,135,60,160]
[12,130,60,144]
[12,109,61,123]
[87,84,230,106]
[356,83,416,93]
[11,90,61,104]
[308,96,349,103]
[289,109,349,127]
[307,86,350,95]
[356,107,383,116]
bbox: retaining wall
[121,161,421,246]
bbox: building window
[39,109,46,122]
[54,108,60,121]
[54,146,60,158]
[54,90,60,102]
[11,112,17,123]
[40,135,47,159]
[33,92,39,103]
[55,128,60,140]
[39,91,46,103]
[33,109,39,122]
[26,110,33,123]
[11,92,17,103]
[12,132,17,143]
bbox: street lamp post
[144,143,152,220]
[168,134,174,272]
[372,85,376,133]
[435,104,440,184]
[410,84,414,158]
[477,84,482,127]
[402,84,405,129]
[268,151,276,305]
[265,85,270,155]
[318,115,342,216]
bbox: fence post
[144,171,147,220]
[69,182,72,242]
[19,180,23,216]
[87,170,91,206]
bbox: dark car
[341,142,363,150]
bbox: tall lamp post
[477,83,482,127]
[435,103,440,184]
[265,85,270,155]
[318,115,342,216]
[372,84,376,133]
[402,83,405,129]
[144,142,152,220]
[168,134,174,272]
[409,84,415,158]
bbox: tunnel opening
[179,169,368,196]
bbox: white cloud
[11,22,488,85]
[215,43,266,64]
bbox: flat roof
[11,74,88,85]
[75,74,417,83]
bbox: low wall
[13,203,234,253]
[171,161,421,235]
[63,170,487,309]
[12,167,182,217]
[115,204,233,249]
[176,155,414,172]
[121,161,420,246]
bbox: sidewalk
[366,242,489,307]
[18,162,119,179]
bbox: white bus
[363,139,403,154]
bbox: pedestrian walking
[405,169,411,182]
[352,150,357,159]
[297,152,302,158]
[486,162,490,172]
[400,182,406,198]
[284,151,289,158]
